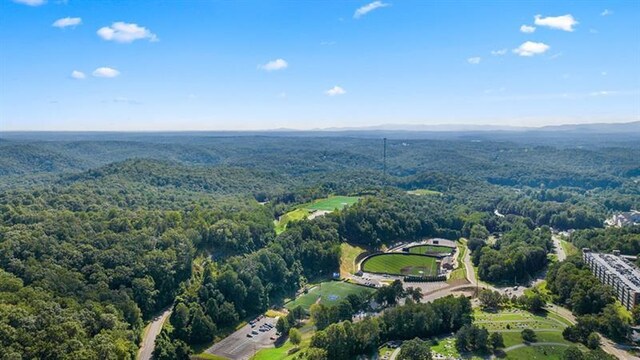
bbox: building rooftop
[587,252,640,292]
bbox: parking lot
[206,315,278,360]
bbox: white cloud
[52,17,81,28]
[513,41,550,57]
[534,14,578,32]
[354,1,390,19]
[601,9,613,16]
[97,22,158,43]
[326,86,346,96]
[467,57,481,65]
[520,25,536,33]
[71,70,86,79]
[491,49,508,56]
[92,67,120,78]
[12,0,45,6]
[258,58,288,71]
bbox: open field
[408,245,453,255]
[284,281,374,311]
[340,243,366,277]
[407,189,442,196]
[304,196,359,211]
[362,254,438,276]
[275,196,359,234]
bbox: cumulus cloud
[354,1,390,19]
[97,22,158,43]
[467,57,481,64]
[513,41,550,57]
[491,49,508,56]
[53,17,82,28]
[325,86,346,96]
[601,9,613,16]
[258,58,288,71]
[520,25,536,33]
[12,0,45,6]
[71,70,86,79]
[92,67,120,78]
[534,14,578,32]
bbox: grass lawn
[284,281,374,311]
[304,196,359,211]
[274,208,309,234]
[561,239,579,257]
[409,245,453,255]
[474,308,569,333]
[362,254,438,276]
[275,196,359,234]
[505,344,570,359]
[407,189,442,196]
[192,353,230,360]
[340,243,366,277]
[448,242,467,283]
[252,322,315,360]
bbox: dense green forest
[1,132,639,358]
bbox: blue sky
[1,0,639,130]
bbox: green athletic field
[284,281,374,311]
[362,254,438,276]
[409,245,453,255]
[304,196,359,211]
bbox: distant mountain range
[314,121,640,133]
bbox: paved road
[552,234,567,262]
[389,347,401,360]
[207,316,278,360]
[137,308,172,360]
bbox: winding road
[137,308,172,360]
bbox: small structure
[425,238,456,249]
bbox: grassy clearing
[407,189,442,196]
[274,196,359,234]
[252,322,316,360]
[408,245,453,255]
[561,239,579,257]
[362,254,438,276]
[340,243,366,277]
[304,196,359,211]
[284,281,374,311]
[505,344,569,359]
[447,242,467,283]
[274,208,309,234]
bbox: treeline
[569,226,640,257]
[546,256,631,343]
[306,296,472,360]
[471,222,552,283]
[0,180,279,359]
[337,193,463,248]
[154,218,342,356]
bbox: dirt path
[137,308,172,360]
